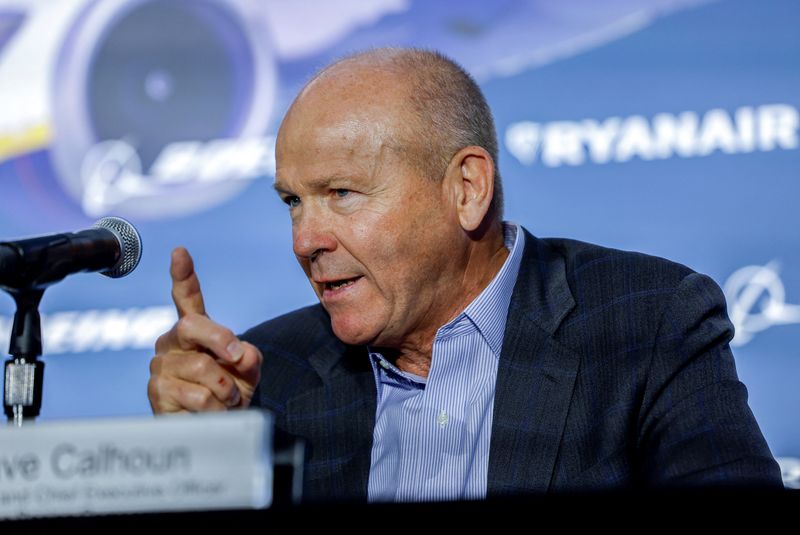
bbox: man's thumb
[170,247,207,318]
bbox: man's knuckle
[178,313,203,334]
[196,388,211,405]
[175,316,190,336]
[209,328,234,347]
[188,355,211,376]
[208,331,223,346]
[195,388,216,409]
[147,375,169,406]
[146,377,157,399]
[149,355,161,375]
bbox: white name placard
[0,410,273,519]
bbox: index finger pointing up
[170,246,207,318]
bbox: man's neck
[379,226,510,378]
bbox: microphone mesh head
[92,217,142,278]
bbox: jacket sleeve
[637,271,784,488]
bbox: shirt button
[379,359,390,369]
[437,409,449,428]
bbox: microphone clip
[3,286,45,426]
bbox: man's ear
[443,146,495,232]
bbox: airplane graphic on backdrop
[0,0,714,220]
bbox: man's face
[274,78,464,348]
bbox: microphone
[0,216,142,290]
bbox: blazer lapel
[284,332,376,502]
[487,228,582,496]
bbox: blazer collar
[511,227,576,335]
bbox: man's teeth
[329,278,357,290]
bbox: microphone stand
[0,217,141,426]
[3,286,45,426]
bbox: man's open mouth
[324,276,362,291]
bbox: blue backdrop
[0,0,797,486]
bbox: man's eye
[334,189,350,198]
[284,196,300,208]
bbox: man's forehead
[279,95,403,148]
[288,116,386,144]
[274,61,424,190]
[274,131,406,192]
[276,97,411,160]
[279,60,415,139]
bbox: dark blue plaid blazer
[242,227,783,502]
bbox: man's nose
[292,209,337,261]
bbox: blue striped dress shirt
[367,221,525,502]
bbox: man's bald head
[290,47,504,222]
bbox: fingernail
[226,340,244,362]
[228,388,241,408]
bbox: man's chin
[329,316,379,346]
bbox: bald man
[148,48,783,502]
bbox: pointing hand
[147,247,262,413]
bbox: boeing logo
[46,0,279,221]
[723,261,800,347]
[0,307,176,355]
[78,137,276,218]
[505,104,799,167]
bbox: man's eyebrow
[272,181,292,194]
[273,175,359,194]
